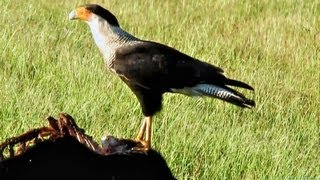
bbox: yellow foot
[132,139,150,152]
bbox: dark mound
[0,113,176,180]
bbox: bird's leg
[144,116,152,149]
[134,116,152,151]
[136,118,147,141]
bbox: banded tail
[193,80,255,108]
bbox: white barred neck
[86,14,140,68]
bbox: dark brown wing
[113,41,228,91]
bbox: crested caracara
[69,4,255,151]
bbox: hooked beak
[68,7,91,21]
[68,10,77,20]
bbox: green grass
[1,0,319,179]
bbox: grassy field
[0,0,319,179]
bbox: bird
[69,4,255,151]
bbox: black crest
[83,4,120,27]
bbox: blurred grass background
[0,0,319,179]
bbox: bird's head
[68,4,119,27]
